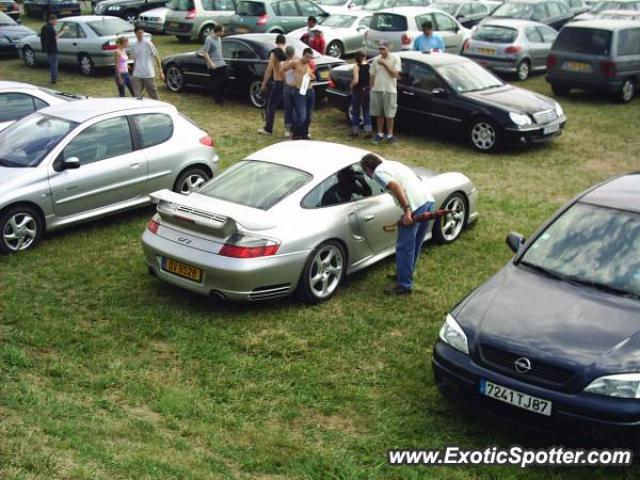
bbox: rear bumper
[141,229,309,301]
[503,117,566,147]
[546,73,622,93]
[326,87,350,112]
[48,7,81,17]
[432,340,640,446]
[165,22,195,36]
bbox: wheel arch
[172,163,214,190]
[1,201,48,232]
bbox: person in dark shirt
[40,15,67,84]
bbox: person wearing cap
[413,21,445,53]
[370,40,401,144]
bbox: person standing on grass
[350,50,372,138]
[114,37,134,97]
[258,34,288,136]
[282,45,297,139]
[370,40,401,144]
[413,21,445,53]
[302,16,319,45]
[360,153,435,295]
[40,15,67,84]
[131,25,164,99]
[203,24,228,105]
[283,47,316,140]
[308,28,326,55]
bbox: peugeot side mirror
[431,87,447,97]
[506,231,525,253]
[62,157,81,170]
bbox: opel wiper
[519,261,568,282]
[567,277,640,300]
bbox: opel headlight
[509,112,532,127]
[554,101,564,117]
[439,314,469,355]
[584,373,640,399]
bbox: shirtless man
[283,47,316,140]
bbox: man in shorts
[369,40,401,144]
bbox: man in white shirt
[370,40,401,144]
[360,153,436,295]
[131,25,164,99]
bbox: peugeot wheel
[78,54,95,76]
[326,40,344,58]
[249,79,265,108]
[469,118,500,153]
[22,46,36,68]
[516,59,530,81]
[199,25,214,43]
[165,64,185,92]
[0,205,43,254]
[174,167,211,194]
[297,240,346,303]
[617,78,635,104]
[433,193,467,244]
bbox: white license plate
[543,123,560,135]
[480,379,552,416]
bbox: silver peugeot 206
[141,141,479,303]
[0,98,219,254]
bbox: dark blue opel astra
[433,173,640,445]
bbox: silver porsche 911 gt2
[141,141,479,303]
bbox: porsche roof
[40,98,174,123]
[581,173,640,213]
[248,141,373,177]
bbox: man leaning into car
[360,154,435,295]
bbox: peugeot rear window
[371,13,408,31]
[236,1,266,15]
[553,27,612,55]
[168,0,195,10]
[473,25,518,43]
[198,160,312,210]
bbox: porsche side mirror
[431,87,447,97]
[506,231,525,253]
[62,157,81,170]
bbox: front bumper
[141,229,310,301]
[138,19,165,33]
[432,340,640,446]
[503,117,566,147]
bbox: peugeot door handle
[363,214,375,222]
[72,42,77,46]
[129,160,141,169]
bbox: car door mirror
[431,87,447,97]
[62,157,81,170]
[506,231,525,253]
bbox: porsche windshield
[520,203,640,298]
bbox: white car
[313,0,365,14]
[0,81,84,132]
[138,7,169,33]
[288,12,371,57]
[366,7,471,56]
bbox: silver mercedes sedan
[141,141,479,303]
[18,15,151,76]
[0,98,219,254]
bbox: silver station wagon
[0,98,219,254]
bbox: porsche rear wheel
[297,240,346,304]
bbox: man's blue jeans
[292,88,314,139]
[396,201,435,290]
[47,53,58,82]
[264,80,284,133]
[350,87,371,133]
[283,85,295,131]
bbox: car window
[569,0,582,7]
[274,0,299,15]
[472,25,518,42]
[617,28,640,55]
[202,0,236,10]
[168,0,195,10]
[199,160,311,210]
[459,3,473,16]
[86,18,134,36]
[132,113,174,149]
[545,1,563,16]
[371,12,408,31]
[553,27,612,55]
[236,0,267,15]
[402,61,443,91]
[492,2,533,18]
[58,22,85,39]
[472,3,487,13]
[538,26,557,42]
[532,3,548,20]
[297,0,323,15]
[525,26,544,42]
[63,117,133,166]
[222,39,259,59]
[358,16,371,28]
[433,12,458,31]
[415,13,435,30]
[302,164,375,208]
[0,93,42,123]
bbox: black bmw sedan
[161,34,345,108]
[433,173,640,446]
[326,52,567,152]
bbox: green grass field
[1,14,640,479]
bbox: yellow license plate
[236,26,250,33]
[479,47,495,55]
[565,61,590,72]
[163,257,202,282]
[319,70,329,80]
